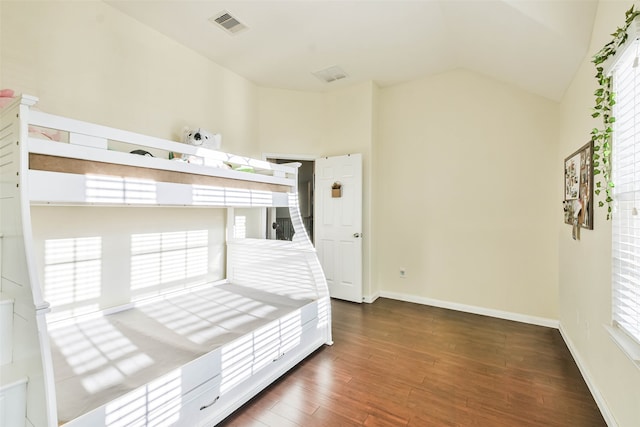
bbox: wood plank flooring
[218,298,606,426]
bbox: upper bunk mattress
[48,283,317,424]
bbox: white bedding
[49,283,315,424]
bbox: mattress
[48,283,315,424]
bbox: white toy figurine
[183,127,221,150]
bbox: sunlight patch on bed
[220,333,254,393]
[317,295,330,331]
[191,185,274,207]
[49,316,155,395]
[131,230,208,295]
[192,185,225,205]
[233,215,246,239]
[249,190,273,206]
[136,296,239,345]
[82,366,125,394]
[228,243,318,300]
[86,174,157,204]
[280,310,302,353]
[104,370,182,427]
[44,237,102,322]
[220,309,303,394]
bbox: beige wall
[257,82,377,298]
[1,0,259,156]
[257,88,326,155]
[377,69,560,320]
[259,72,559,320]
[558,1,640,425]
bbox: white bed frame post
[287,190,333,345]
[1,96,57,427]
[225,165,332,345]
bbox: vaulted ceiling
[106,0,599,101]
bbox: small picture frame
[564,141,594,230]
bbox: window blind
[612,37,640,346]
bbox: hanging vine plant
[590,5,640,219]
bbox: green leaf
[592,112,601,118]
[599,201,605,207]
[595,189,601,195]
[596,181,602,188]
[594,169,601,175]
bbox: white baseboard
[362,291,380,304]
[559,324,617,427]
[378,290,559,328]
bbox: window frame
[607,22,640,367]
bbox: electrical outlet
[399,268,406,278]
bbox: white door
[315,154,363,303]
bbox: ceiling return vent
[313,65,348,83]
[210,10,247,35]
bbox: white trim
[559,324,618,427]
[603,16,640,76]
[379,290,559,328]
[362,291,379,304]
[604,324,640,369]
[262,152,318,162]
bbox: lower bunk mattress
[47,283,320,425]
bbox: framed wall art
[564,140,594,230]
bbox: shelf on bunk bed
[29,153,291,193]
[26,137,296,207]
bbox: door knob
[353,233,361,238]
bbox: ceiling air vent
[313,65,348,83]
[210,11,247,35]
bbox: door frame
[262,153,318,242]
[264,152,370,303]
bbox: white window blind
[612,35,640,346]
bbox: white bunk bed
[0,95,332,427]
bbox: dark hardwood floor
[218,298,606,426]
